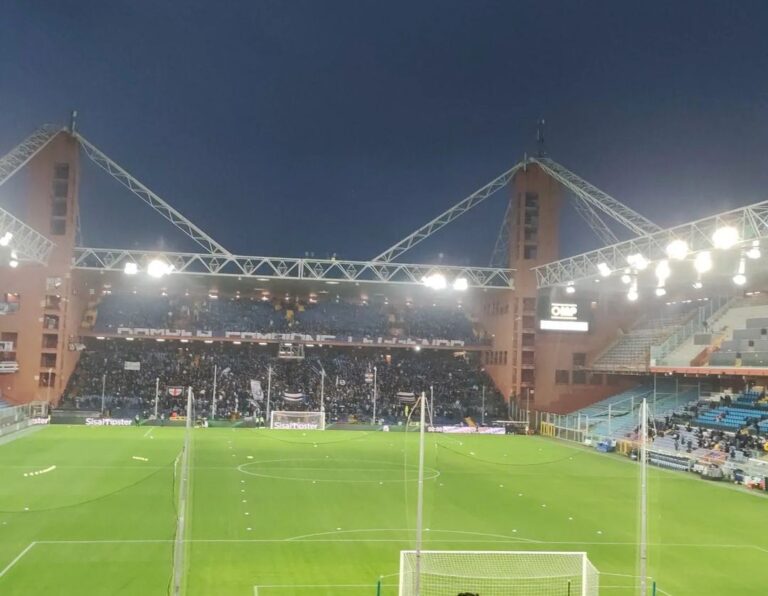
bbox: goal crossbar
[269,410,325,430]
[398,550,598,596]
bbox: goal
[398,550,599,596]
[269,410,325,430]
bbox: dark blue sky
[2,1,768,264]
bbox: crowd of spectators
[93,294,482,343]
[653,397,767,459]
[60,340,506,425]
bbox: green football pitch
[0,425,766,595]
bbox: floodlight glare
[0,232,12,246]
[627,289,639,302]
[692,281,703,289]
[747,240,761,260]
[597,262,611,277]
[712,226,739,249]
[665,239,689,260]
[621,274,632,284]
[655,259,671,282]
[655,287,667,297]
[694,251,712,273]
[565,284,575,294]
[9,259,18,268]
[627,253,649,270]
[733,257,747,285]
[123,262,139,275]
[421,273,447,290]
[452,277,469,291]
[147,259,171,279]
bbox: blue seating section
[696,405,768,430]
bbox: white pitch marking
[0,542,36,578]
[143,428,154,438]
[132,456,149,462]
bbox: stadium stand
[59,340,505,425]
[91,293,483,344]
[591,303,698,371]
[656,295,768,367]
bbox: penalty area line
[0,542,36,579]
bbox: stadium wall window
[572,352,586,367]
[53,163,70,180]
[521,369,534,383]
[40,353,56,368]
[52,198,67,217]
[589,373,604,385]
[555,369,569,384]
[522,298,536,311]
[53,179,69,198]
[572,370,587,384]
[523,245,538,260]
[503,351,508,365]
[525,192,539,209]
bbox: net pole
[639,397,648,596]
[481,384,485,426]
[266,366,272,422]
[372,366,378,425]
[172,387,194,595]
[154,377,159,419]
[211,364,217,420]
[415,391,426,595]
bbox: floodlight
[621,274,632,284]
[9,259,18,268]
[655,259,671,282]
[694,251,712,273]
[123,262,139,275]
[665,239,689,260]
[692,281,703,289]
[147,258,171,278]
[627,289,639,301]
[414,345,422,352]
[597,262,611,277]
[712,226,739,249]
[422,273,447,290]
[655,287,667,297]
[733,257,746,285]
[565,284,575,294]
[0,232,12,246]
[452,277,469,291]
[627,253,649,270]
[746,240,761,260]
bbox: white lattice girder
[531,157,661,237]
[570,195,619,245]
[373,163,525,263]
[489,199,513,267]
[75,134,232,256]
[73,247,514,289]
[0,206,54,264]
[534,200,768,287]
[0,124,65,188]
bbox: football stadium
[1,117,768,596]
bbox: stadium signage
[85,417,133,426]
[272,421,321,430]
[115,328,467,347]
[430,425,505,434]
[550,302,578,320]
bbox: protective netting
[399,551,599,596]
[269,410,325,430]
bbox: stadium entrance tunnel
[237,458,440,483]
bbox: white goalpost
[398,550,599,596]
[269,410,325,430]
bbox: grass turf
[0,425,766,595]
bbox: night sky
[2,1,768,265]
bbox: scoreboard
[536,293,591,332]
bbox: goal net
[398,550,599,596]
[269,410,325,430]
